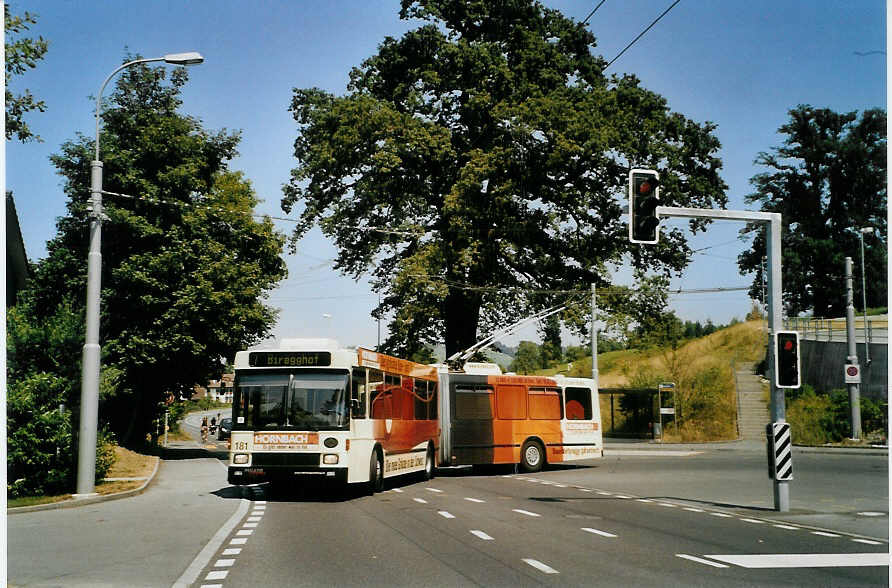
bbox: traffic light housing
[629,169,660,244]
[774,331,800,388]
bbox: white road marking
[464,497,485,503]
[199,584,223,588]
[773,524,799,530]
[250,511,264,517]
[255,500,267,504]
[705,553,891,568]
[242,522,258,528]
[427,488,444,493]
[522,559,560,574]
[413,498,428,504]
[811,531,841,537]
[857,511,886,517]
[222,548,242,556]
[214,559,236,568]
[236,529,253,536]
[247,516,262,522]
[852,539,884,546]
[553,484,568,488]
[392,488,404,493]
[438,511,455,519]
[577,488,593,492]
[658,503,677,508]
[740,518,765,524]
[709,512,732,518]
[470,530,494,540]
[205,570,228,580]
[614,495,632,499]
[512,509,541,517]
[636,499,653,503]
[596,491,612,495]
[582,527,617,538]
[676,554,729,568]
[230,537,247,545]
[173,496,249,588]
[684,507,705,512]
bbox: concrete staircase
[735,362,770,441]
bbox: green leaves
[285,0,727,355]
[5,6,49,142]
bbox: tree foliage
[5,5,48,142]
[738,105,887,316]
[14,58,287,449]
[283,0,727,356]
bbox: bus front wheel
[368,449,384,494]
[520,440,545,473]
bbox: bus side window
[351,367,367,419]
[455,386,493,420]
[496,385,526,420]
[414,379,435,420]
[564,387,593,420]
[529,387,561,420]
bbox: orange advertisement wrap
[358,348,437,381]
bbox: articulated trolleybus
[228,339,602,492]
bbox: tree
[508,341,541,374]
[283,0,727,357]
[539,314,562,368]
[18,59,287,445]
[738,106,887,317]
[5,6,48,142]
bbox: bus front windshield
[235,370,349,431]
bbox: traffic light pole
[655,206,790,512]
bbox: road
[186,444,888,587]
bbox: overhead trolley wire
[604,0,682,70]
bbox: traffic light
[774,331,800,388]
[629,169,660,244]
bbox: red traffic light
[638,180,655,195]
[783,340,793,351]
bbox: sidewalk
[8,439,242,587]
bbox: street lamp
[76,52,204,497]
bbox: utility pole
[591,284,598,390]
[844,257,862,440]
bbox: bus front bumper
[228,466,348,486]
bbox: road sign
[844,364,861,384]
[660,407,675,415]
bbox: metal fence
[783,316,888,344]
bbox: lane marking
[684,507,704,512]
[247,516,262,522]
[470,530,494,541]
[857,511,886,517]
[438,511,455,519]
[705,553,891,568]
[427,488,444,493]
[709,512,732,518]
[222,548,242,556]
[464,497,485,503]
[392,488,404,493]
[172,497,250,588]
[596,491,612,496]
[853,539,884,545]
[214,559,235,568]
[522,559,559,574]
[413,498,428,504]
[512,509,541,517]
[676,554,729,568]
[582,527,617,538]
[229,537,247,545]
[614,495,632,499]
[636,499,653,503]
[773,524,799,530]
[200,585,223,588]
[577,488,593,492]
[811,531,841,538]
[740,518,765,524]
[243,522,258,528]
[658,503,677,508]
[204,570,228,580]
[236,529,253,536]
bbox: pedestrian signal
[629,169,660,244]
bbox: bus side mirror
[350,399,361,415]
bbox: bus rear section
[440,369,602,472]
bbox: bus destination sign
[248,351,332,368]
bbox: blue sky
[6,0,886,350]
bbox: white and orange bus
[228,339,602,492]
[228,340,439,492]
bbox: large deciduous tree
[738,106,887,317]
[16,59,287,445]
[5,5,48,142]
[283,0,727,356]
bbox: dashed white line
[636,499,653,503]
[230,537,247,545]
[740,518,765,524]
[676,554,729,568]
[247,516,262,522]
[214,559,236,568]
[684,507,705,512]
[582,527,617,538]
[464,497,485,503]
[205,570,229,580]
[852,538,884,545]
[438,511,455,519]
[658,503,677,508]
[243,522,258,528]
[427,488,444,493]
[392,488,404,493]
[413,498,428,504]
[577,488,593,492]
[512,509,541,517]
[811,531,841,538]
[522,558,560,574]
[222,548,242,556]
[709,512,732,518]
[596,491,612,496]
[773,524,799,530]
[470,530,494,541]
[236,529,253,536]
[199,584,223,588]
[614,495,632,499]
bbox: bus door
[560,385,602,460]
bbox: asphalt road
[187,445,888,587]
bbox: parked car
[218,417,233,440]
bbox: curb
[8,456,161,515]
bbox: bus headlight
[233,454,249,465]
[322,454,339,465]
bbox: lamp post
[858,227,874,395]
[76,52,204,497]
